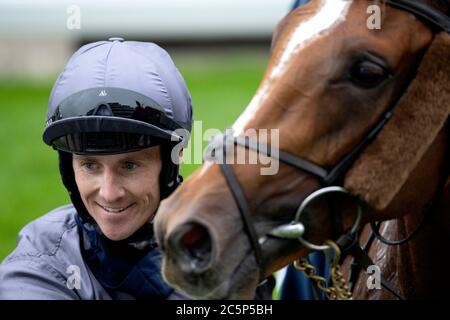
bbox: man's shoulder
[3,204,79,263]
[0,205,112,300]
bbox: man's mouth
[96,202,135,213]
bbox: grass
[0,48,269,261]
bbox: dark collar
[75,214,174,299]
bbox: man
[0,38,192,299]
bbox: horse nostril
[169,222,213,273]
[181,223,208,248]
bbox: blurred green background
[0,48,269,261]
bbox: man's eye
[82,162,98,170]
[123,162,138,170]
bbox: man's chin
[104,233,129,241]
[97,224,134,241]
[88,212,135,241]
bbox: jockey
[0,38,193,299]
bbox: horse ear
[344,32,450,211]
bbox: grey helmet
[43,38,193,223]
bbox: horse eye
[349,60,390,88]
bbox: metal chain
[293,240,352,300]
[294,259,334,298]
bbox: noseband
[208,0,450,299]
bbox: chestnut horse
[155,0,450,299]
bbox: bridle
[208,0,450,299]
[385,0,450,33]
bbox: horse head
[155,0,449,299]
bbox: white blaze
[198,160,214,178]
[232,0,353,135]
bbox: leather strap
[385,0,450,33]
[336,231,405,300]
[219,162,265,274]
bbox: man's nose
[98,170,125,202]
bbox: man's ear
[178,149,183,164]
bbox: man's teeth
[100,205,131,213]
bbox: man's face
[73,146,162,241]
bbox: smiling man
[72,148,163,242]
[0,38,193,299]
